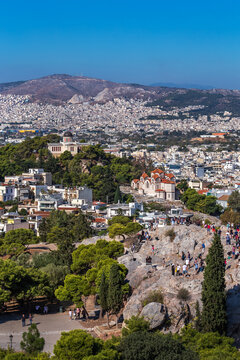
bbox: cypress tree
[99,271,109,320]
[201,234,227,334]
[194,300,202,332]
[108,264,123,327]
[114,186,121,204]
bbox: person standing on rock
[182,264,187,276]
[171,263,175,276]
[202,242,205,254]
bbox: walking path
[0,312,87,353]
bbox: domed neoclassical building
[48,132,85,157]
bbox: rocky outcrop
[140,302,166,329]
[120,223,240,335]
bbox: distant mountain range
[150,82,214,90]
[1,74,240,115]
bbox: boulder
[123,299,142,320]
[140,302,166,329]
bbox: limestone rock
[140,302,166,329]
[68,94,85,104]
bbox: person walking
[201,242,205,254]
[171,263,175,276]
[69,309,72,320]
[21,314,25,327]
[182,264,187,276]
[29,314,33,325]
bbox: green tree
[20,324,45,355]
[122,316,150,337]
[99,271,109,319]
[228,190,240,212]
[119,332,199,360]
[108,216,131,226]
[177,179,188,193]
[179,325,240,360]
[114,186,122,204]
[53,329,103,360]
[201,234,227,334]
[194,301,202,332]
[107,264,124,327]
[108,224,126,239]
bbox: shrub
[204,218,211,225]
[177,288,191,302]
[165,228,176,242]
[191,215,202,226]
[141,290,164,307]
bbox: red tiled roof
[212,132,227,136]
[198,189,209,194]
[141,172,148,178]
[161,179,175,184]
[92,201,106,205]
[165,173,175,179]
[152,169,164,174]
[132,179,139,183]
[218,195,229,201]
[152,174,160,180]
[93,218,106,223]
[33,211,51,218]
[156,189,165,192]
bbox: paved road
[0,312,87,353]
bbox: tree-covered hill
[0,136,140,202]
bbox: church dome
[63,131,73,138]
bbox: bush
[191,215,202,226]
[204,219,211,225]
[165,228,176,242]
[141,290,164,307]
[177,288,191,302]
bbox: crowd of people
[170,248,205,278]
[68,307,88,320]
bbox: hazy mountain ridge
[1,74,240,115]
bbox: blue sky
[0,0,240,88]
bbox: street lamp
[9,334,13,350]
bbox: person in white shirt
[183,264,187,275]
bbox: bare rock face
[68,94,85,104]
[140,302,166,329]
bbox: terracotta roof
[161,179,175,184]
[156,189,165,192]
[33,211,51,218]
[141,172,148,178]
[152,174,160,180]
[198,189,209,194]
[132,179,139,183]
[165,173,175,179]
[212,133,227,136]
[93,218,106,223]
[92,201,106,205]
[152,169,164,174]
[218,195,229,201]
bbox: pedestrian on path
[29,314,32,325]
[69,309,72,320]
[21,314,25,327]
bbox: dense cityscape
[1,0,240,358]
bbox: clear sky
[0,0,240,88]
